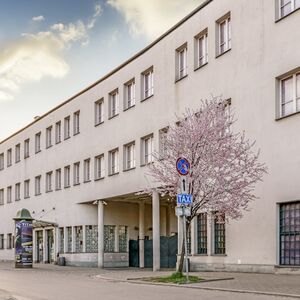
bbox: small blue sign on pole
[177,194,193,205]
[176,157,190,176]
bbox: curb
[94,275,300,299]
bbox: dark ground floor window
[280,201,300,266]
[197,213,207,254]
[214,213,225,254]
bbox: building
[0,0,300,273]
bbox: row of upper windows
[0,111,80,170]
[0,130,167,204]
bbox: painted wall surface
[0,0,299,269]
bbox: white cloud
[0,3,101,102]
[107,0,202,40]
[32,15,45,22]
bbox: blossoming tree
[144,97,267,272]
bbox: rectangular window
[46,126,52,148]
[59,228,64,253]
[142,67,154,100]
[124,80,135,109]
[118,226,128,252]
[55,121,61,144]
[197,213,208,254]
[75,226,83,252]
[280,201,300,266]
[55,169,62,190]
[7,149,12,167]
[214,213,226,254]
[15,183,21,201]
[0,235,4,249]
[7,186,12,203]
[73,111,80,135]
[64,116,70,140]
[24,139,30,158]
[24,180,30,198]
[64,166,70,188]
[109,149,119,175]
[84,159,91,182]
[176,45,188,80]
[95,154,105,180]
[35,176,41,195]
[195,30,208,68]
[86,225,98,253]
[73,162,80,185]
[0,153,4,170]
[141,134,154,165]
[7,233,12,249]
[15,144,20,163]
[279,72,300,117]
[217,14,231,55]
[280,0,300,18]
[35,132,41,153]
[67,227,72,252]
[46,172,53,192]
[95,99,104,125]
[104,225,115,253]
[0,189,4,205]
[124,142,135,170]
[109,90,119,118]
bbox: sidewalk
[94,268,300,298]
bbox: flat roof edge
[0,0,213,145]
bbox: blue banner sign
[177,194,193,205]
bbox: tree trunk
[177,219,190,273]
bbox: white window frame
[7,149,12,167]
[279,0,300,18]
[109,90,119,118]
[124,80,136,110]
[279,72,300,117]
[64,166,70,188]
[35,132,41,153]
[73,111,80,135]
[64,116,70,140]
[0,189,4,205]
[36,175,42,195]
[46,172,53,192]
[24,139,30,159]
[15,183,21,201]
[109,149,119,175]
[46,126,52,148]
[55,169,62,190]
[95,154,105,180]
[141,134,154,165]
[142,68,154,100]
[15,144,20,163]
[124,142,135,170]
[24,179,30,198]
[7,186,12,203]
[73,162,80,185]
[176,45,188,80]
[55,121,61,144]
[84,159,91,182]
[196,30,208,68]
[0,153,4,170]
[95,99,104,125]
[217,14,231,55]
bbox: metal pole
[183,213,189,282]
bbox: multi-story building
[0,0,300,272]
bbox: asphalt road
[0,265,295,300]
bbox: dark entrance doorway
[47,229,54,263]
[36,231,43,263]
[129,235,178,268]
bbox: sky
[0,0,202,141]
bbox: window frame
[176,44,188,81]
[46,126,52,149]
[95,154,105,180]
[216,13,231,57]
[73,111,80,135]
[108,89,119,119]
[124,142,136,171]
[124,79,136,110]
[95,98,104,126]
[55,121,62,144]
[195,29,208,70]
[109,148,119,176]
[24,139,30,159]
[141,67,154,100]
[46,171,53,192]
[35,132,41,153]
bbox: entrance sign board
[177,194,193,205]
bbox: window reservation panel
[75,226,83,252]
[280,201,300,266]
[59,228,64,253]
[118,226,128,252]
[104,225,115,253]
[197,213,207,254]
[67,227,72,252]
[214,214,226,254]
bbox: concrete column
[63,227,68,253]
[139,201,145,268]
[152,191,160,271]
[207,213,213,255]
[42,229,47,263]
[82,225,86,253]
[98,201,104,268]
[54,227,59,262]
[166,205,172,237]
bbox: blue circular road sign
[176,157,190,176]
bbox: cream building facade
[0,0,300,273]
